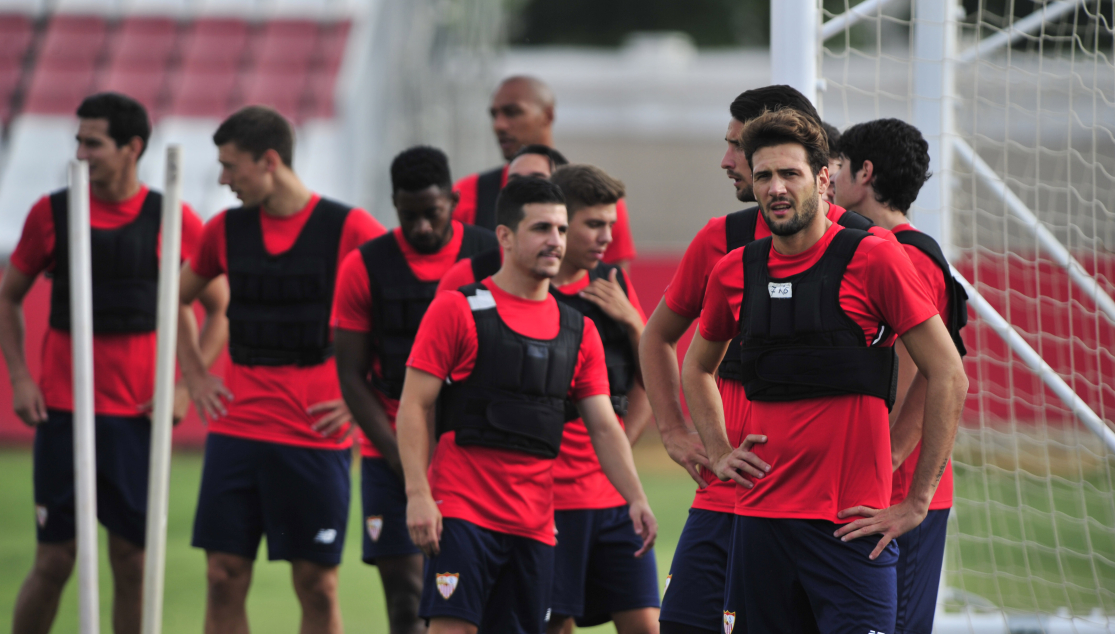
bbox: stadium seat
[0,58,21,124]
[180,18,248,73]
[23,65,94,114]
[236,69,307,122]
[166,68,236,118]
[117,15,177,37]
[249,19,318,72]
[96,66,165,115]
[37,14,106,71]
[302,70,337,120]
[106,22,178,72]
[0,14,33,63]
[313,20,350,76]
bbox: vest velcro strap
[743,345,896,403]
[228,343,334,368]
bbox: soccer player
[820,121,842,204]
[546,165,658,634]
[0,92,226,634]
[508,144,568,180]
[640,85,880,634]
[684,108,967,631]
[332,146,497,634]
[398,177,657,634]
[178,106,387,634]
[452,75,637,268]
[833,118,968,634]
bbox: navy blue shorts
[33,410,150,547]
[360,457,420,564]
[419,518,554,633]
[895,508,949,634]
[659,508,735,632]
[724,516,898,634]
[192,433,351,566]
[550,505,660,626]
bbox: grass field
[0,445,696,633]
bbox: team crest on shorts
[35,505,47,527]
[663,574,672,594]
[366,516,383,542]
[723,611,736,634]
[436,573,459,600]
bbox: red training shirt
[10,186,204,416]
[699,221,938,522]
[890,223,954,510]
[189,193,387,449]
[407,278,611,544]
[437,253,496,293]
[663,203,891,513]
[550,269,646,511]
[332,221,475,458]
[452,166,638,264]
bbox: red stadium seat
[302,69,337,120]
[180,19,249,73]
[117,16,177,38]
[107,29,178,72]
[97,67,165,116]
[0,14,34,63]
[0,57,22,124]
[313,20,350,76]
[38,15,107,72]
[23,66,95,115]
[249,19,318,73]
[166,68,236,118]
[236,69,307,122]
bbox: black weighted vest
[469,247,502,282]
[225,198,351,367]
[718,206,876,382]
[894,229,968,357]
[738,228,898,409]
[472,166,505,231]
[361,225,498,399]
[436,282,583,458]
[48,188,161,333]
[551,263,636,417]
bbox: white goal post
[771,0,1115,628]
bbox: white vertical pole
[140,145,184,634]
[68,160,100,634]
[771,0,819,104]
[911,0,959,258]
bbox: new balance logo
[313,528,337,544]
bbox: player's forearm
[397,399,433,497]
[340,373,400,466]
[586,406,649,506]
[682,362,732,462]
[890,372,928,470]
[176,303,208,382]
[904,363,966,509]
[639,316,689,438]
[195,278,229,369]
[622,381,653,446]
[0,296,31,384]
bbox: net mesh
[820,0,1115,623]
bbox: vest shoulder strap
[360,232,413,285]
[474,167,505,231]
[458,224,499,259]
[469,248,502,283]
[587,262,630,295]
[895,229,969,356]
[725,206,761,252]
[835,209,875,231]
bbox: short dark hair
[390,146,452,194]
[212,106,294,166]
[495,176,565,230]
[821,121,841,160]
[549,164,625,216]
[730,85,821,125]
[740,108,829,177]
[76,92,151,157]
[511,144,569,171]
[837,118,931,214]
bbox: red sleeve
[663,217,728,319]
[452,173,479,225]
[406,290,477,382]
[333,249,372,332]
[603,198,637,264]
[436,258,479,294]
[698,249,745,342]
[190,211,227,279]
[180,204,204,263]
[338,208,387,267]
[618,268,647,323]
[867,225,899,244]
[9,196,56,277]
[863,239,939,336]
[571,317,612,400]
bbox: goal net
[819,0,1115,628]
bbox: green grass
[0,447,697,633]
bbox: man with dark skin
[0,92,227,634]
[453,76,637,268]
[332,146,497,634]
